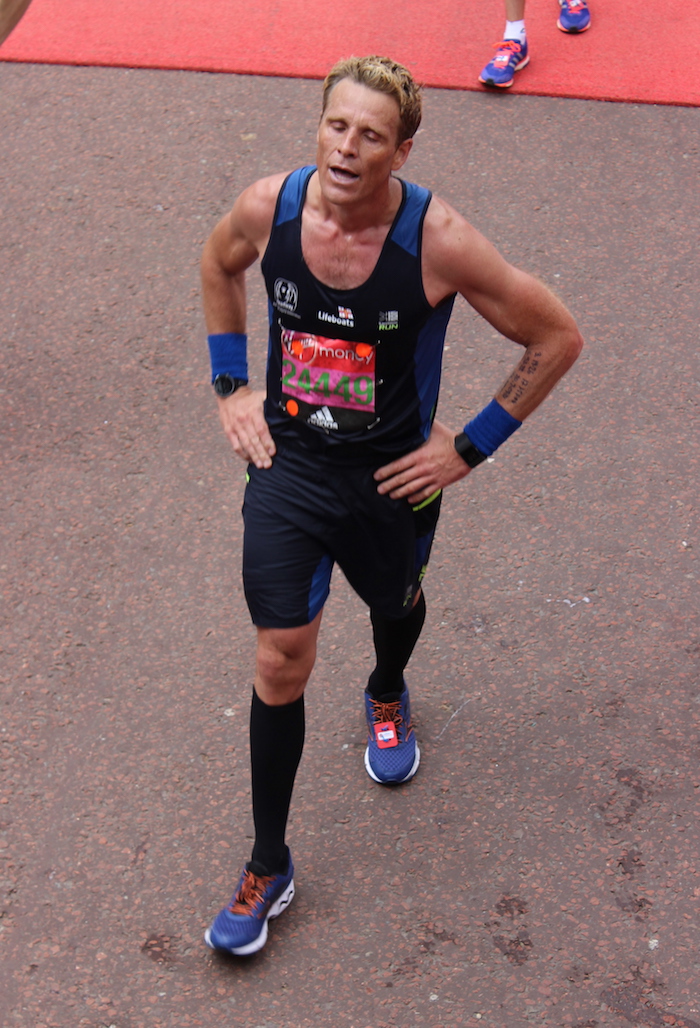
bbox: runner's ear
[391,137,412,172]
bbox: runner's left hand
[374,420,471,503]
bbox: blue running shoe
[204,852,295,956]
[557,0,590,33]
[364,685,420,784]
[478,39,529,88]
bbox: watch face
[454,432,487,467]
[214,374,234,397]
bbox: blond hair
[322,55,422,144]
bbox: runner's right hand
[216,387,276,468]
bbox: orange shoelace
[229,869,274,916]
[492,39,523,55]
[368,697,406,730]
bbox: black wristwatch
[454,431,488,468]
[213,373,248,398]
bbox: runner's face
[317,79,412,204]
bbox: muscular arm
[201,173,286,467]
[375,196,583,502]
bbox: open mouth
[330,165,360,183]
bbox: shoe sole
[204,879,295,956]
[478,54,530,88]
[556,19,590,31]
[364,743,421,784]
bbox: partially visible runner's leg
[205,615,321,955]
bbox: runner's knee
[255,620,320,702]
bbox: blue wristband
[464,399,522,457]
[207,333,249,383]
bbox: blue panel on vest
[415,295,456,437]
[276,165,316,225]
[390,181,431,257]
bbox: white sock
[504,19,526,44]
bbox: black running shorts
[242,441,442,628]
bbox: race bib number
[280,328,377,432]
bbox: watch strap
[454,431,487,468]
[213,373,248,398]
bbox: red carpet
[1,0,697,107]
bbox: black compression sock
[367,591,426,700]
[249,690,305,873]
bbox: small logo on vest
[308,406,339,431]
[378,310,399,330]
[274,278,299,314]
[318,305,354,328]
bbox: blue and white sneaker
[557,0,591,33]
[364,685,420,784]
[478,39,530,88]
[204,852,295,956]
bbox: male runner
[201,55,583,956]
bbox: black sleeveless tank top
[261,165,455,459]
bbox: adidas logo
[308,406,339,431]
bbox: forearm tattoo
[501,350,542,405]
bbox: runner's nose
[337,128,359,157]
